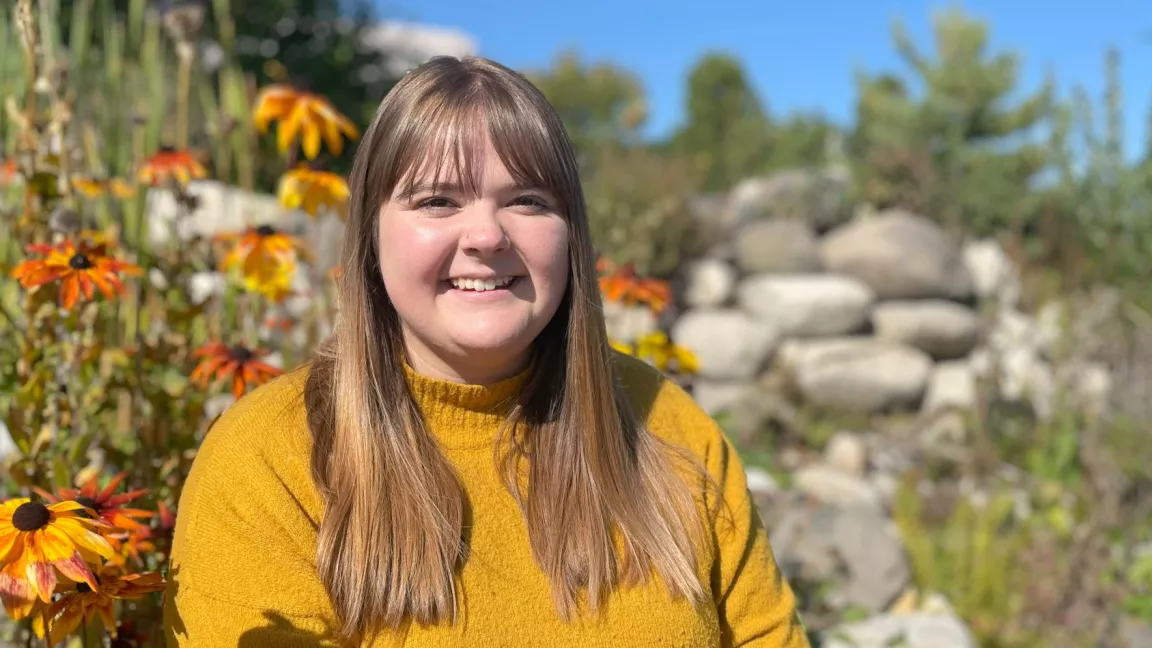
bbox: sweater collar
[402,362,530,450]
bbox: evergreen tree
[851,6,1053,235]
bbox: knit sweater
[163,353,809,648]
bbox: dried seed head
[12,501,50,532]
[163,2,206,45]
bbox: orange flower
[216,225,308,299]
[71,176,137,199]
[11,240,142,310]
[277,165,349,218]
[0,498,114,619]
[33,472,151,533]
[191,342,283,400]
[598,261,672,314]
[254,84,359,159]
[38,566,165,645]
[137,146,208,186]
[0,158,19,187]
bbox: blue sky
[383,0,1152,152]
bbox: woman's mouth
[447,276,519,292]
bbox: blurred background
[1,0,1151,646]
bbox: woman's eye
[510,195,549,211]
[417,197,456,211]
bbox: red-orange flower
[598,260,672,314]
[137,146,208,186]
[34,472,151,533]
[11,240,142,310]
[254,84,359,159]
[38,566,165,645]
[191,342,283,400]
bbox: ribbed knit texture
[163,353,809,647]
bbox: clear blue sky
[383,0,1151,152]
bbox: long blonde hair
[303,56,706,640]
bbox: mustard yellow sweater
[163,353,809,647]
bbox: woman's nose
[461,207,510,255]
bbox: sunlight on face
[376,136,570,384]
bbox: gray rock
[780,338,934,412]
[671,309,778,380]
[872,300,982,360]
[737,274,874,338]
[820,209,974,301]
[680,258,736,308]
[824,431,868,478]
[922,360,978,414]
[603,300,658,343]
[726,168,851,231]
[733,219,822,274]
[963,238,1020,308]
[793,464,883,511]
[823,612,977,648]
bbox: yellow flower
[71,176,136,199]
[609,339,634,356]
[633,332,699,375]
[215,225,308,300]
[277,166,349,219]
[37,566,165,645]
[0,499,114,619]
[254,84,359,159]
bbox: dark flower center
[76,582,93,593]
[255,225,276,236]
[75,496,101,518]
[12,501,50,531]
[229,345,254,362]
[68,253,94,270]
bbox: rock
[771,502,910,614]
[781,338,934,412]
[146,179,287,246]
[726,168,851,232]
[793,464,883,511]
[0,422,17,462]
[921,410,969,447]
[963,238,1020,308]
[823,611,977,648]
[680,259,736,308]
[690,381,799,443]
[690,380,755,417]
[824,431,868,478]
[820,209,974,301]
[922,360,978,414]
[671,309,778,380]
[872,300,982,360]
[603,300,659,343]
[737,274,874,338]
[744,467,779,497]
[189,271,228,305]
[733,219,822,274]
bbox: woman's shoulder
[191,364,313,480]
[611,351,729,463]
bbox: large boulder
[737,274,874,337]
[871,300,982,360]
[671,309,778,380]
[733,219,822,274]
[822,611,977,648]
[679,258,737,308]
[820,209,974,301]
[725,168,852,232]
[780,338,934,412]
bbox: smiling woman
[163,56,810,648]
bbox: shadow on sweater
[238,610,339,648]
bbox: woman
[163,56,808,647]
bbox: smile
[448,276,517,292]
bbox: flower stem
[176,52,192,150]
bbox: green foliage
[524,50,648,159]
[582,144,702,277]
[850,6,1053,235]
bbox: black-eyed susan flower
[215,225,308,299]
[253,84,359,159]
[33,471,151,533]
[137,146,208,186]
[277,166,349,219]
[38,566,165,645]
[598,260,672,314]
[0,498,114,615]
[191,342,283,400]
[11,240,142,310]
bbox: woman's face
[377,136,570,383]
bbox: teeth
[450,277,513,291]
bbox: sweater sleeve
[163,386,344,648]
[705,426,811,648]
